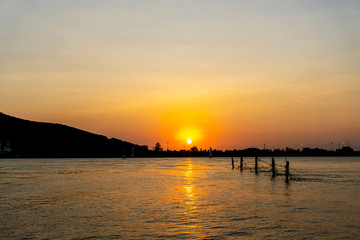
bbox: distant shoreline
[1,148,360,159]
[1,112,359,159]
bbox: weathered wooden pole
[285,160,289,183]
[240,156,243,172]
[271,157,276,177]
[255,156,258,174]
[231,157,234,169]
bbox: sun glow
[160,107,219,150]
[177,127,203,143]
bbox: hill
[0,113,148,157]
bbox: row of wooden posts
[231,156,290,182]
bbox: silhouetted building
[302,147,328,156]
[336,146,354,155]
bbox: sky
[1,0,360,150]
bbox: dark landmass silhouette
[0,112,359,158]
[0,112,148,158]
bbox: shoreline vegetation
[1,112,359,158]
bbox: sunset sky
[1,0,360,150]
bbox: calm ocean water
[1,157,359,239]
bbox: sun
[187,138,192,144]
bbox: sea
[0,157,359,239]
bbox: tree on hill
[153,142,163,151]
[191,146,198,152]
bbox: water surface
[1,157,359,239]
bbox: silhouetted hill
[0,113,149,157]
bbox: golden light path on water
[180,159,202,236]
[174,158,206,238]
[183,159,199,234]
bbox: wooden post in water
[231,157,234,169]
[240,156,243,172]
[271,157,276,178]
[285,160,289,183]
[255,157,258,174]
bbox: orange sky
[1,1,360,150]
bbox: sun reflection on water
[180,158,205,237]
